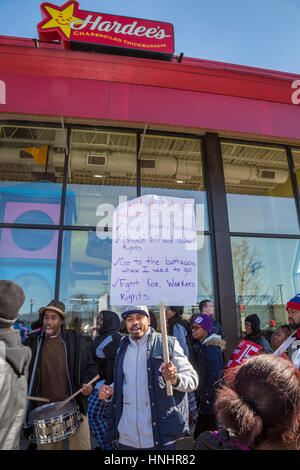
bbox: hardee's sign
[37,1,174,57]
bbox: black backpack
[194,429,250,451]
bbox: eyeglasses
[192,325,202,330]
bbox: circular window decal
[12,211,55,251]
[14,273,53,318]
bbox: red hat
[286,294,300,312]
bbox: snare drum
[29,400,81,445]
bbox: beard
[289,319,300,329]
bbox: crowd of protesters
[0,279,300,451]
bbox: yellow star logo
[41,2,83,38]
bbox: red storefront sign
[37,1,174,56]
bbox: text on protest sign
[110,195,198,306]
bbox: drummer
[24,299,98,450]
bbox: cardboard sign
[110,195,198,306]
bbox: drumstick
[159,301,173,396]
[58,374,100,408]
[28,396,50,403]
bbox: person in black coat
[91,310,122,384]
[88,310,122,450]
[244,314,272,353]
[191,313,226,441]
[23,299,98,450]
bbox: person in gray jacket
[98,305,199,450]
[0,280,31,450]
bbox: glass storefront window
[141,135,209,230]
[0,125,64,225]
[231,236,300,334]
[65,129,137,227]
[5,123,299,342]
[222,142,299,234]
[292,148,300,194]
[59,230,113,335]
[197,235,214,303]
[0,227,58,323]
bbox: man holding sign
[103,195,199,449]
[98,305,198,450]
[110,194,199,307]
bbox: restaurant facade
[1,1,300,355]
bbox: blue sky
[0,0,300,74]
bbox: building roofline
[0,34,299,83]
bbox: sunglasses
[192,325,203,330]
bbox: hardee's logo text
[70,15,171,39]
[37,1,174,55]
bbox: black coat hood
[98,311,121,334]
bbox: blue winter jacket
[106,328,196,447]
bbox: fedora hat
[39,299,66,320]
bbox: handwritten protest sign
[110,194,198,396]
[110,194,198,306]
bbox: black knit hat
[0,280,25,327]
[245,314,261,334]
